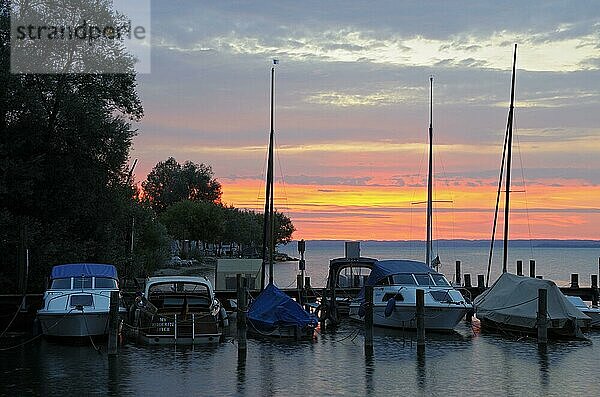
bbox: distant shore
[288,239,600,248]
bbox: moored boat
[37,263,126,338]
[348,260,470,330]
[566,295,600,328]
[127,276,226,345]
[474,273,590,337]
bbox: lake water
[2,241,600,396]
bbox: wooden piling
[529,260,536,278]
[108,290,119,356]
[591,275,599,307]
[296,274,304,306]
[236,274,247,352]
[464,274,472,288]
[455,261,461,286]
[537,288,548,345]
[304,276,311,289]
[416,289,425,348]
[516,260,523,276]
[364,285,374,354]
[570,273,579,289]
[477,274,485,289]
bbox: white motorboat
[566,295,600,328]
[128,276,226,345]
[37,263,125,338]
[348,260,470,330]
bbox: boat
[127,276,226,345]
[475,273,590,337]
[566,296,600,328]
[348,260,470,330]
[474,45,590,339]
[247,283,318,338]
[246,60,317,339]
[37,263,126,338]
[346,78,471,331]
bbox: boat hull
[477,316,588,339]
[349,304,468,330]
[37,312,109,337]
[247,322,315,340]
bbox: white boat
[566,296,600,328]
[128,276,226,345]
[348,260,470,330]
[37,263,126,338]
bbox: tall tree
[0,0,168,290]
[142,157,222,214]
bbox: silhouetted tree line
[143,157,295,258]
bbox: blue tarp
[247,283,317,332]
[51,264,118,279]
[357,260,438,300]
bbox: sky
[130,1,600,241]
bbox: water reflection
[237,347,247,395]
[416,346,426,391]
[537,344,549,392]
[364,349,374,396]
[2,323,600,396]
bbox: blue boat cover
[365,260,437,287]
[51,264,118,279]
[248,283,317,332]
[357,260,438,300]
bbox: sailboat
[474,45,590,338]
[246,60,318,339]
[348,77,470,330]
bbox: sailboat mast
[268,63,276,285]
[426,76,434,268]
[261,64,276,290]
[502,44,517,273]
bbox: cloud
[285,175,373,186]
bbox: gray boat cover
[474,272,589,329]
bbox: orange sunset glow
[131,3,600,242]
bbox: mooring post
[305,276,311,290]
[416,289,425,349]
[529,260,536,278]
[537,288,548,345]
[516,260,523,276]
[108,290,119,356]
[570,273,579,289]
[592,275,599,307]
[477,275,485,289]
[455,261,461,286]
[364,285,374,355]
[236,274,247,352]
[297,274,304,306]
[464,274,472,288]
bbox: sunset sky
[131,1,600,240]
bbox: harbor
[2,241,600,396]
[2,1,600,395]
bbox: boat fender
[384,297,396,318]
[220,307,229,327]
[317,304,328,322]
[358,303,366,318]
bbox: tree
[0,0,168,290]
[273,211,296,245]
[142,157,222,214]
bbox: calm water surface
[2,243,599,396]
[2,321,599,396]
